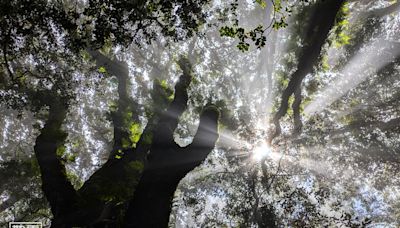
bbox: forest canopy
[1,0,400,227]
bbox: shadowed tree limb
[54,57,203,227]
[268,0,345,144]
[292,86,302,136]
[124,106,219,228]
[33,50,140,226]
[150,57,192,149]
[33,95,79,227]
[87,50,139,159]
[123,58,220,227]
[61,51,143,226]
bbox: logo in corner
[9,222,42,228]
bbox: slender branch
[2,27,14,81]
[333,117,400,135]
[292,86,302,136]
[368,1,400,18]
[264,154,284,192]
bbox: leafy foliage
[1,0,400,227]
[218,0,312,51]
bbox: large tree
[1,0,400,227]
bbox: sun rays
[252,143,271,161]
[305,36,400,116]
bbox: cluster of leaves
[0,159,51,225]
[0,0,211,113]
[220,25,266,51]
[331,2,351,47]
[0,0,210,52]
[219,0,311,51]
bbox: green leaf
[219,26,237,38]
[255,0,267,9]
[98,66,107,74]
[237,42,249,52]
[129,122,142,147]
[56,146,66,157]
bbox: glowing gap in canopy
[252,143,271,161]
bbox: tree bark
[40,56,221,227]
[123,58,220,227]
[269,0,345,143]
[87,49,139,158]
[33,97,79,227]
[124,107,219,227]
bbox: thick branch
[123,58,219,227]
[124,106,219,227]
[151,57,193,149]
[33,98,78,226]
[269,0,344,143]
[87,50,138,158]
[63,52,142,226]
[68,57,195,226]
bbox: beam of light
[298,157,334,178]
[218,129,250,148]
[252,143,271,161]
[304,38,400,116]
[295,146,357,180]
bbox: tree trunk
[123,57,220,227]
[33,97,79,227]
[124,107,219,227]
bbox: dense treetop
[1,0,400,227]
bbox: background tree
[1,0,400,227]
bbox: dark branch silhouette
[124,58,220,227]
[33,95,79,227]
[32,55,220,227]
[269,0,345,144]
[87,49,139,159]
